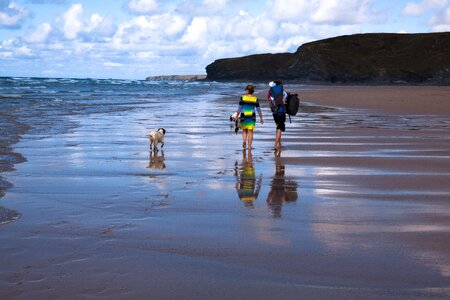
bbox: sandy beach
[297,85,450,115]
[1,83,450,299]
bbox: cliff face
[205,33,450,84]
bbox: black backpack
[286,93,300,116]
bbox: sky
[1,0,449,79]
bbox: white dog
[230,112,241,134]
[146,128,166,151]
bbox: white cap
[269,81,275,87]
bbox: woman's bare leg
[242,129,248,148]
[248,130,254,149]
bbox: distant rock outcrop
[146,74,206,81]
[205,32,450,84]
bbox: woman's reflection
[235,149,262,208]
[266,150,298,218]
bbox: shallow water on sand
[1,78,450,299]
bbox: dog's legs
[161,142,164,149]
[150,139,153,152]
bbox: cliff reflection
[266,150,298,218]
[0,206,21,225]
[235,149,262,208]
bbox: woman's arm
[256,104,264,124]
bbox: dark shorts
[272,113,286,132]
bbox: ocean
[0,76,246,139]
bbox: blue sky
[1,0,449,79]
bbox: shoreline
[0,114,28,195]
[0,113,28,224]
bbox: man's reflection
[235,149,262,208]
[148,150,166,169]
[266,150,298,218]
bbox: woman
[268,80,287,150]
[236,85,263,149]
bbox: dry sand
[296,85,450,115]
[1,86,450,299]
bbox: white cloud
[164,14,188,36]
[403,0,450,31]
[311,0,371,25]
[111,14,187,51]
[202,0,229,12]
[181,17,209,44]
[270,0,312,21]
[238,10,247,16]
[403,0,448,16]
[127,0,158,15]
[23,22,52,43]
[0,51,13,59]
[103,62,123,67]
[62,3,83,39]
[203,0,228,7]
[269,0,373,25]
[87,13,103,30]
[14,45,33,57]
[428,6,450,31]
[84,13,116,40]
[0,1,29,28]
[1,37,15,48]
[60,3,116,41]
[132,51,157,59]
[174,0,233,16]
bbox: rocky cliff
[205,32,450,84]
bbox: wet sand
[0,112,28,225]
[1,86,450,299]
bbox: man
[268,80,287,150]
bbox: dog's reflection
[235,149,262,208]
[147,150,166,170]
[266,150,298,218]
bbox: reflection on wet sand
[235,149,262,208]
[0,206,21,225]
[266,150,298,218]
[147,150,166,170]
